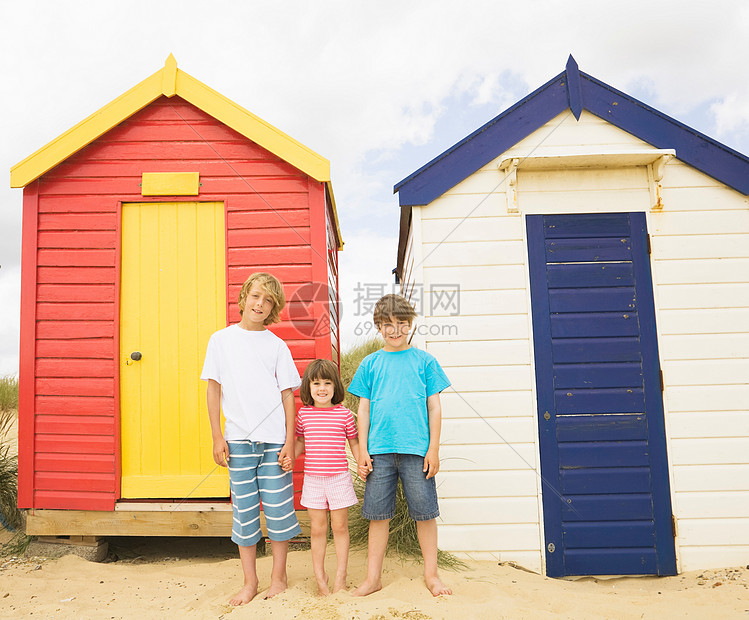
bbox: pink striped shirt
[295,405,357,476]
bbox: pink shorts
[301,471,358,511]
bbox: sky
[1,0,748,375]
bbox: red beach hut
[11,55,341,541]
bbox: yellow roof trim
[11,55,331,188]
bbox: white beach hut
[394,56,749,577]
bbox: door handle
[130,352,142,361]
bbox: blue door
[527,212,677,577]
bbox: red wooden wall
[18,96,340,510]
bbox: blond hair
[299,359,345,406]
[373,294,416,327]
[237,272,285,325]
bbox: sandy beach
[0,534,747,619]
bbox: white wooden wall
[408,110,749,573]
[651,162,749,570]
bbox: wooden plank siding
[325,190,341,364]
[400,217,417,307]
[403,110,749,572]
[649,160,749,571]
[22,95,330,510]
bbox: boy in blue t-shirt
[348,294,452,597]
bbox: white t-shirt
[200,324,301,442]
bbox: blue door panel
[547,263,635,288]
[528,212,676,577]
[549,288,637,312]
[546,236,632,262]
[552,337,642,363]
[558,441,650,468]
[560,494,654,521]
[561,467,651,494]
[554,388,645,414]
[544,212,632,237]
[556,414,648,441]
[563,522,656,548]
[551,312,640,337]
[554,363,644,389]
[564,549,658,575]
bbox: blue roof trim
[395,58,749,206]
[393,71,569,206]
[565,55,583,120]
[579,71,749,195]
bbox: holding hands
[357,451,373,480]
[278,448,295,472]
[280,454,294,472]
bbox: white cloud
[711,93,749,146]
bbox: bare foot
[315,572,331,596]
[229,581,258,606]
[425,574,452,596]
[333,573,347,593]
[352,578,382,597]
[264,576,287,599]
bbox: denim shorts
[362,453,439,521]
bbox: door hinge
[660,370,665,392]
[671,514,678,538]
[646,234,652,255]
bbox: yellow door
[120,202,228,498]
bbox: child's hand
[212,437,230,468]
[423,448,440,479]
[280,456,293,472]
[357,453,373,480]
[277,443,294,468]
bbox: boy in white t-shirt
[201,272,301,605]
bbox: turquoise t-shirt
[347,347,451,457]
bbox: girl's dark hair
[299,359,345,406]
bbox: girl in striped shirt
[283,359,360,595]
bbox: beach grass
[0,406,22,535]
[0,375,24,552]
[340,338,465,570]
[339,337,383,413]
[0,375,19,412]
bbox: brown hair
[299,359,345,406]
[237,272,285,325]
[373,294,417,327]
